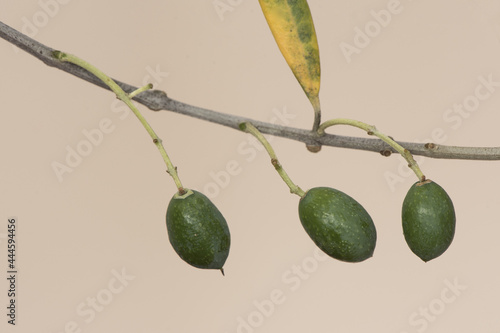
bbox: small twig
[1,20,500,161]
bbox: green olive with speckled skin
[166,189,230,272]
[298,187,377,262]
[402,180,455,262]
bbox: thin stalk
[129,83,153,98]
[318,118,425,182]
[307,95,322,153]
[239,122,305,197]
[52,51,186,194]
[310,95,321,133]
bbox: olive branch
[1,20,500,161]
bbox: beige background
[1,1,500,332]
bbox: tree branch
[1,20,500,160]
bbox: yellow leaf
[259,0,321,120]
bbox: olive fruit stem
[51,51,186,194]
[318,118,425,182]
[239,122,306,197]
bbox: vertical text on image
[6,217,18,325]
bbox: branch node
[306,144,322,153]
[380,149,392,157]
[425,142,437,150]
[271,158,280,169]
